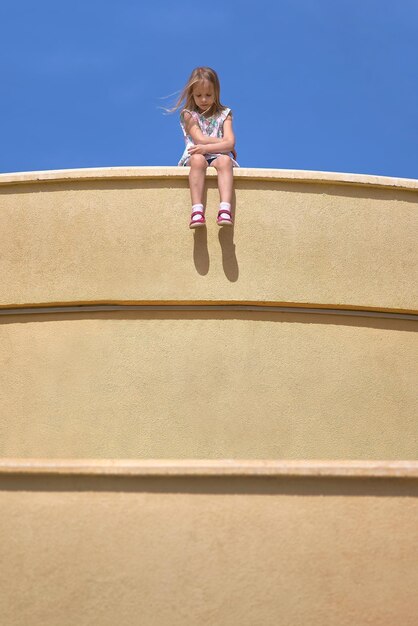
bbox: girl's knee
[214,155,233,170]
[189,154,208,169]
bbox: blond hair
[166,67,225,116]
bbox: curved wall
[1,167,417,311]
[0,167,417,459]
[0,310,416,459]
[1,460,418,626]
[1,168,418,625]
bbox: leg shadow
[193,227,210,275]
[192,185,209,275]
[218,190,239,282]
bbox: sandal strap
[191,210,205,217]
[217,209,231,218]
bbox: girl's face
[192,80,215,112]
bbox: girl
[169,67,238,228]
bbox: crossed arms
[183,111,236,159]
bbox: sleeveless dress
[178,107,239,167]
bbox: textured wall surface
[1,168,417,625]
[0,311,417,459]
[0,168,417,311]
[0,167,417,459]
[1,465,417,626]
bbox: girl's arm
[184,112,235,148]
[221,116,236,152]
[184,113,219,144]
[188,140,233,155]
[187,115,236,155]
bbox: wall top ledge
[1,459,417,479]
[1,166,418,192]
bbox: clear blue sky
[1,0,417,178]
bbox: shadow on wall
[193,189,239,281]
[1,474,418,497]
[0,310,415,333]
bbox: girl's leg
[212,155,234,225]
[188,154,208,205]
[212,155,233,203]
[188,155,208,228]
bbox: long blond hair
[166,67,225,116]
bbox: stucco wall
[1,167,417,312]
[1,461,417,626]
[1,167,417,625]
[0,167,417,459]
[0,310,416,459]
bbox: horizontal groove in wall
[1,459,417,478]
[0,303,417,320]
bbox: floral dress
[178,107,239,167]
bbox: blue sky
[1,0,417,178]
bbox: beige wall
[1,167,418,625]
[0,168,417,459]
[0,168,417,312]
[1,462,417,626]
[0,310,417,459]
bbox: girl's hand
[188,144,208,155]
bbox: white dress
[178,107,239,167]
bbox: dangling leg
[212,155,234,226]
[188,154,208,228]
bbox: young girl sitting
[170,67,239,228]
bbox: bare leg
[188,154,208,205]
[212,155,233,203]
